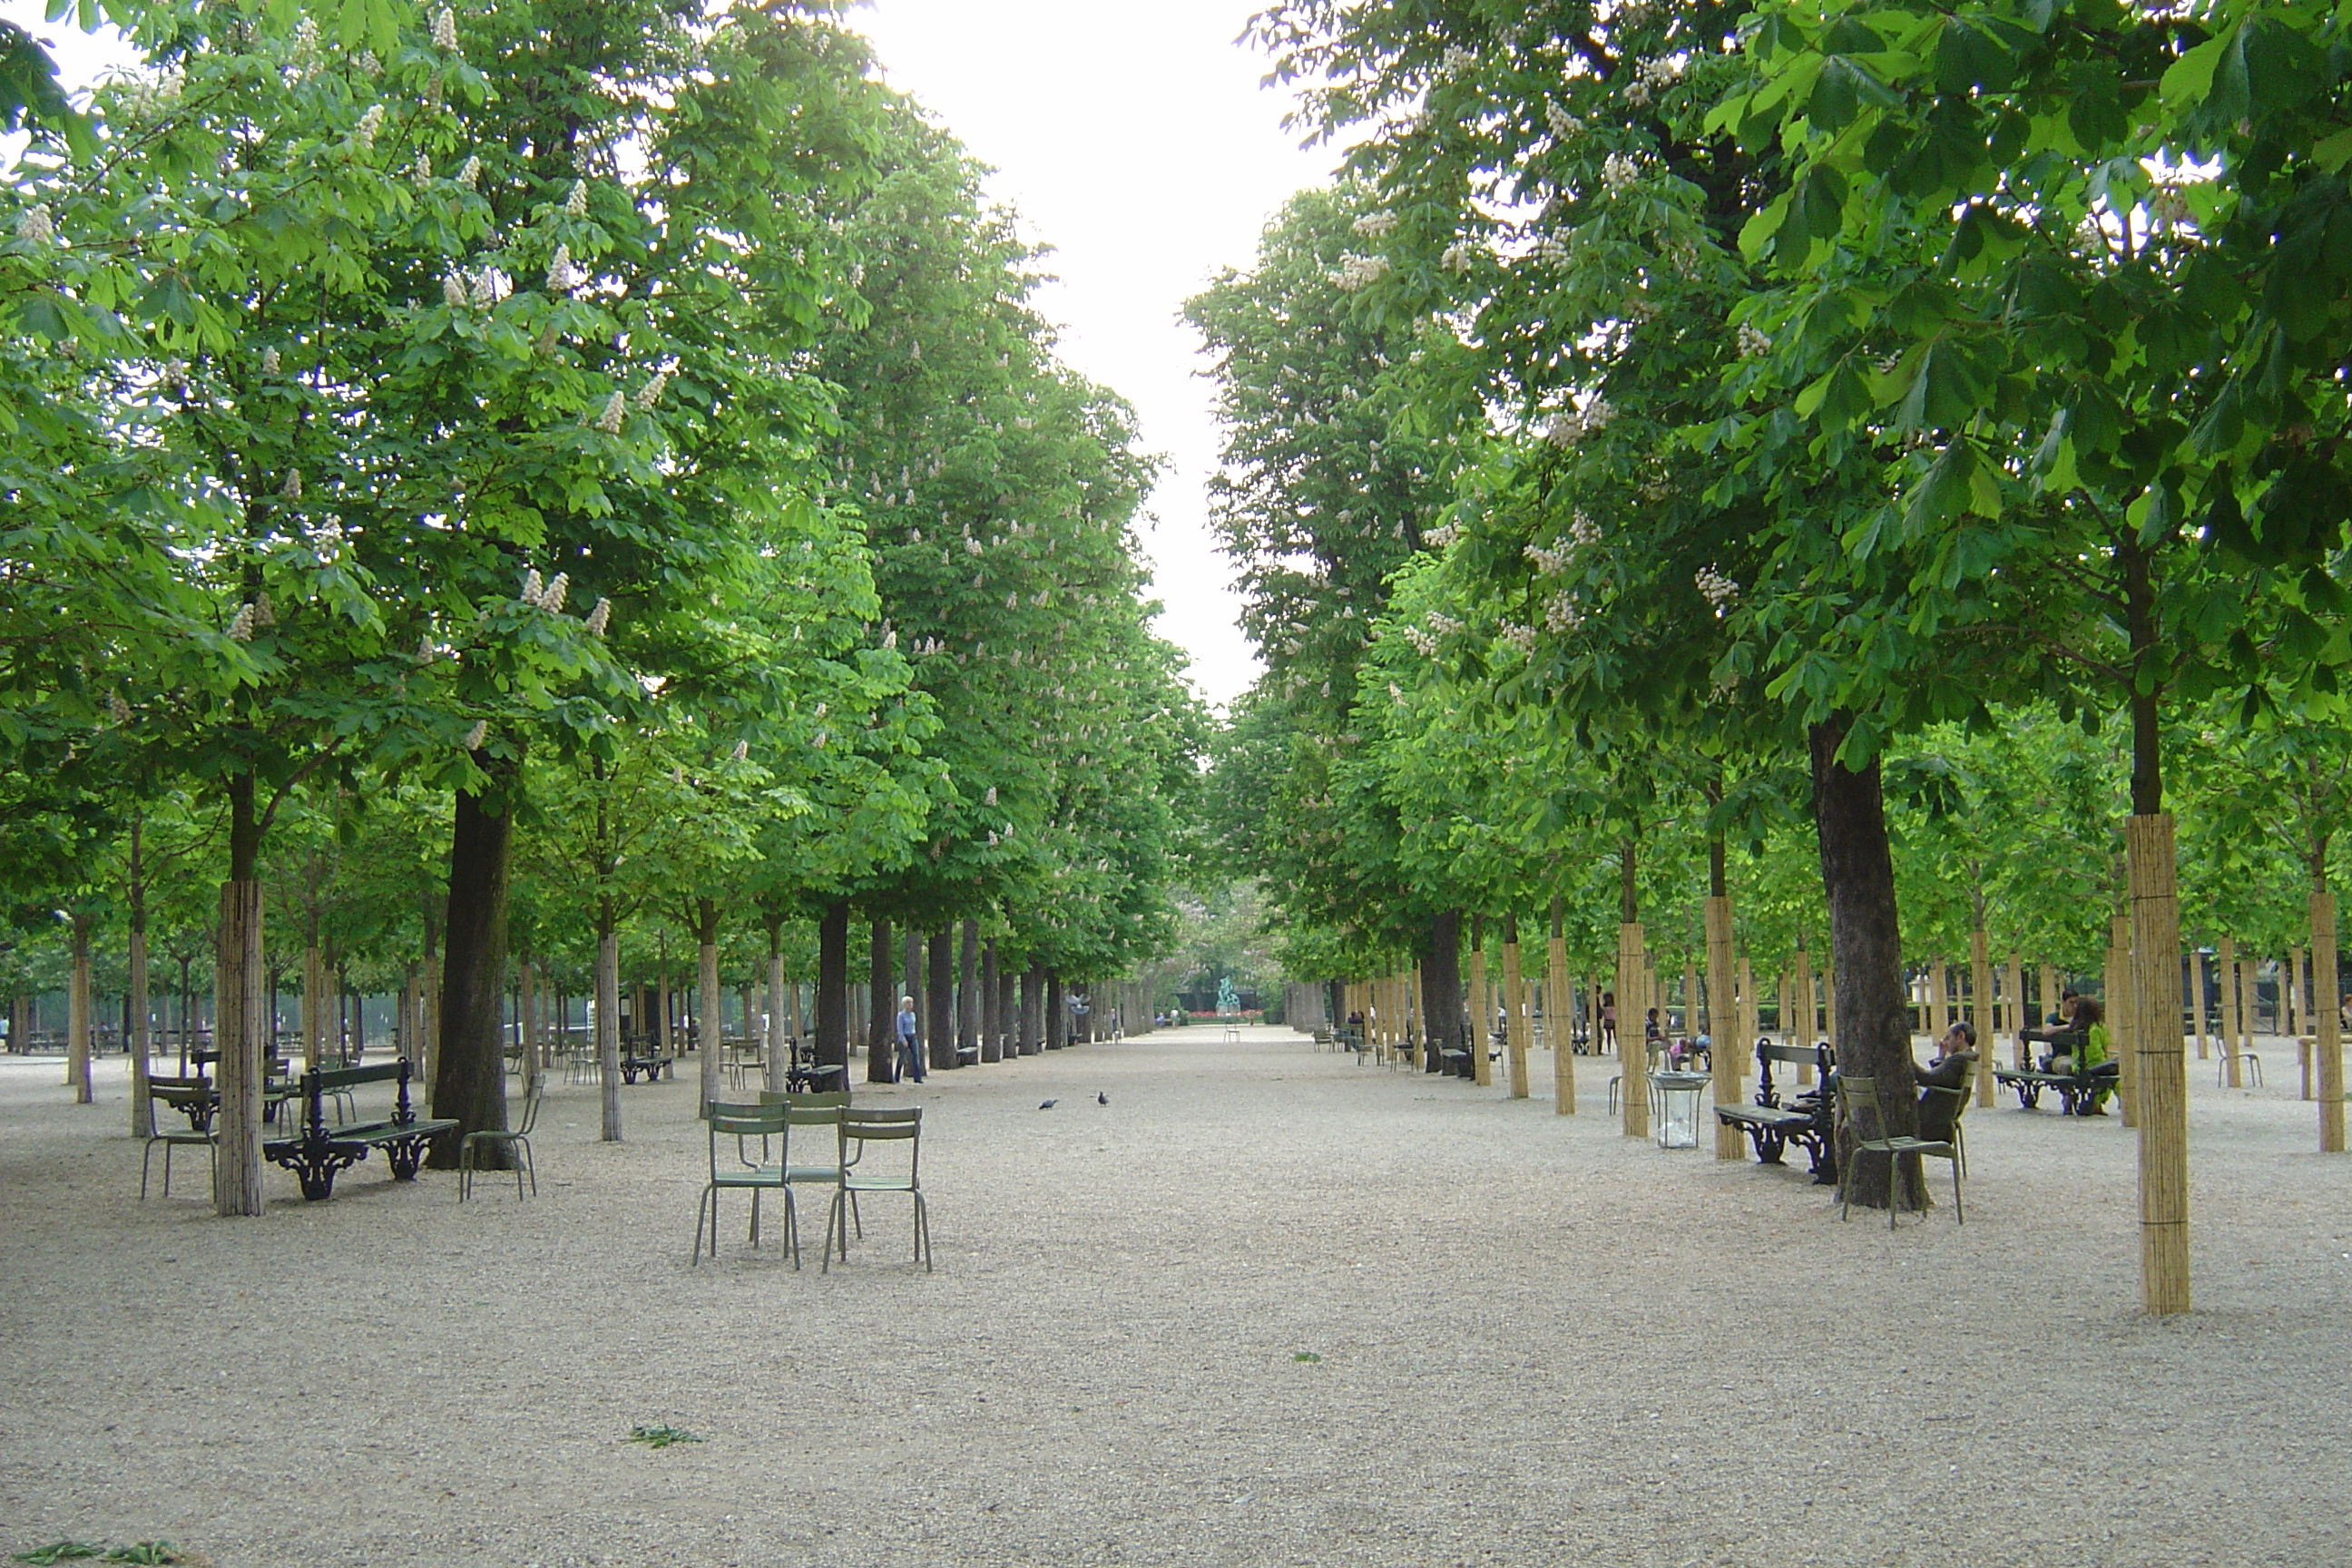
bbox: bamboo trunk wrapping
[1503,943,1529,1099]
[1550,930,1574,1114]
[2129,813,2189,1316]
[213,881,266,1216]
[2314,890,2344,1152]
[1971,926,1996,1108]
[1618,922,1647,1138]
[1468,947,1491,1087]
[1705,897,1740,1160]
[2112,913,2136,1129]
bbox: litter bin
[1648,1070,1711,1149]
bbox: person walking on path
[894,995,925,1083]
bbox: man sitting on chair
[1915,1022,1976,1142]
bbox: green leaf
[2160,33,2229,107]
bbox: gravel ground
[4,1026,2348,1568]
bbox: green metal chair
[457,1082,543,1202]
[824,1107,928,1272]
[1835,1073,1964,1229]
[141,1125,215,1200]
[753,1103,847,1269]
[691,1102,789,1263]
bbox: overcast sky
[2,0,1328,710]
[854,1,1331,710]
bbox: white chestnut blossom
[540,573,569,612]
[1497,622,1537,653]
[1423,522,1458,548]
[462,720,488,750]
[108,691,131,723]
[226,603,257,642]
[1567,509,1601,548]
[564,180,588,217]
[1544,591,1584,633]
[261,347,281,375]
[358,50,381,77]
[411,152,431,188]
[1524,540,1572,573]
[280,469,301,501]
[253,593,276,627]
[984,786,997,806]
[545,244,580,291]
[1442,44,1476,73]
[1401,625,1439,658]
[584,597,612,637]
[1351,211,1399,239]
[632,370,668,411]
[353,104,385,152]
[1441,240,1475,272]
[730,740,750,761]
[1694,564,1740,610]
[1530,234,1568,265]
[520,568,544,605]
[162,359,190,394]
[443,271,466,308]
[1602,152,1641,194]
[593,391,625,434]
[432,6,458,51]
[1545,103,1584,138]
[468,268,502,308]
[1332,253,1390,291]
[456,155,481,190]
[15,204,54,243]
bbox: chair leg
[692,1184,711,1264]
[142,1139,156,1201]
[1951,1158,1964,1225]
[821,1191,842,1274]
[521,1138,535,1198]
[785,1189,801,1271]
[750,1188,761,1249]
[915,1191,931,1271]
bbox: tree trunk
[431,785,514,1169]
[926,929,955,1071]
[129,927,152,1139]
[2313,877,2343,1152]
[66,913,92,1103]
[867,918,894,1083]
[1549,897,1574,1114]
[1021,963,1043,1055]
[1417,909,1463,1075]
[1046,971,1066,1051]
[213,877,266,1216]
[596,919,623,1142]
[957,919,980,1060]
[766,927,789,1095]
[980,939,1003,1063]
[695,897,723,1114]
[1810,717,1923,1211]
[1467,916,1491,1086]
[816,899,850,1083]
[1502,914,1529,1097]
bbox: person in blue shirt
[894,995,924,1083]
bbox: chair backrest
[706,1102,787,1171]
[513,1082,545,1136]
[1833,1073,1886,1142]
[843,1107,920,1181]
[760,1089,850,1108]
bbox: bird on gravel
[1037,1099,1057,1110]
[1097,1092,1109,1105]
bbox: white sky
[853,2,1329,710]
[2,0,1327,710]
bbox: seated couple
[2016,995,2117,1112]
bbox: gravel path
[4,1027,2347,1567]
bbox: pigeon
[1037,1099,1057,1110]
[1097,1092,1109,1105]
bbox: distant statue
[1217,977,1239,1016]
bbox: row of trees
[3,0,1203,1214]
[1201,0,2352,1308]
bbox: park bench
[264,1059,456,1200]
[1994,1034,2117,1114]
[618,1046,672,1083]
[1715,1038,1837,1181]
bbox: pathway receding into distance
[3,1027,2346,1566]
